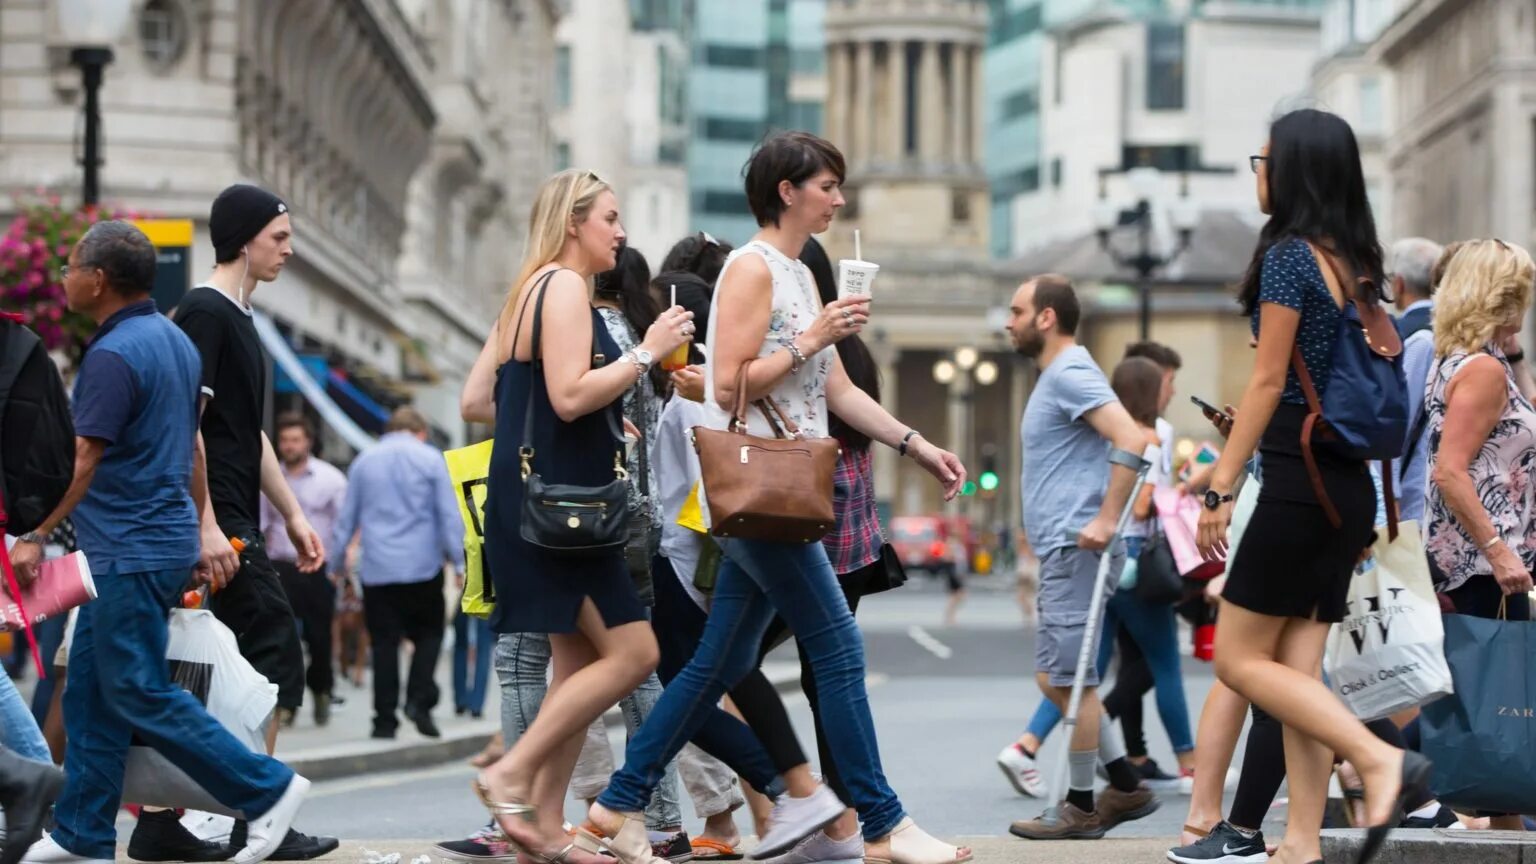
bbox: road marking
[907,625,953,659]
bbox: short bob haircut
[743,131,846,228]
[1433,239,1535,359]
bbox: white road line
[906,625,953,660]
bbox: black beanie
[210,184,288,263]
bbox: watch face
[1204,490,1220,510]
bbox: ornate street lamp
[54,0,133,206]
[1092,167,1202,341]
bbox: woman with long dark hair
[585,132,970,864]
[1194,109,1427,864]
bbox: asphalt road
[286,576,1281,849]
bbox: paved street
[281,575,1280,850]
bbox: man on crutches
[1000,275,1160,840]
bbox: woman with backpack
[1194,108,1428,864]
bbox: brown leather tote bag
[690,360,839,544]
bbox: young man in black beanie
[137,184,337,861]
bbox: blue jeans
[453,610,493,715]
[1024,540,1194,753]
[29,614,67,724]
[600,539,905,840]
[0,672,50,762]
[52,567,294,859]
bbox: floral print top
[1423,345,1536,591]
[702,240,834,439]
[597,306,662,528]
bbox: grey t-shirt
[1020,345,1117,554]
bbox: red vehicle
[890,516,957,578]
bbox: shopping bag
[1323,520,1452,720]
[1420,608,1536,814]
[1227,473,1260,554]
[445,439,496,617]
[120,609,277,816]
[1151,487,1224,581]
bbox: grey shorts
[1035,544,1122,688]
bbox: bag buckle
[613,452,630,481]
[519,447,534,481]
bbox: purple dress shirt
[260,456,348,564]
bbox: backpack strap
[1291,347,1343,530]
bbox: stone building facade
[0,0,563,450]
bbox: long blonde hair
[1433,239,1535,358]
[499,169,612,329]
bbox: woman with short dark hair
[586,132,971,864]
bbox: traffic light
[961,480,978,497]
[978,450,999,494]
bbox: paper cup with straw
[662,282,690,371]
[838,229,879,299]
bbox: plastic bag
[1323,520,1453,721]
[120,609,277,815]
[445,439,495,618]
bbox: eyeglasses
[1249,155,1269,174]
[57,264,97,281]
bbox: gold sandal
[575,810,662,864]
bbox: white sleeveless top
[702,240,833,439]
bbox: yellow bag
[677,481,707,534]
[444,439,496,618]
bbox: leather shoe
[404,705,441,739]
[228,824,339,862]
[127,809,231,862]
[0,750,65,864]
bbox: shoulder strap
[520,272,625,477]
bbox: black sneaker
[652,832,694,863]
[1166,821,1267,864]
[1136,759,1183,791]
[434,826,518,863]
[229,824,340,861]
[127,809,232,862]
[1400,804,1459,830]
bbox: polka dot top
[1251,237,1343,405]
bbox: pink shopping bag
[1151,487,1225,581]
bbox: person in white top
[588,132,970,864]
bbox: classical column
[948,43,968,165]
[827,41,849,154]
[918,40,943,162]
[886,40,907,162]
[970,44,986,164]
[853,40,875,166]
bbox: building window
[904,42,919,156]
[703,44,766,68]
[787,100,823,134]
[139,0,189,70]
[700,116,765,142]
[555,45,572,108]
[1146,22,1185,111]
[1051,158,1062,188]
[1000,87,1039,121]
[952,190,971,224]
[992,166,1040,198]
[988,1,1044,46]
[1358,75,1383,135]
[697,190,750,216]
[554,141,571,170]
[1121,144,1199,172]
[792,47,824,75]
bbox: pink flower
[47,306,62,321]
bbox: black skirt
[1222,404,1378,623]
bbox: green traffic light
[979,471,999,491]
[961,480,977,496]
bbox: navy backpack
[1292,243,1409,533]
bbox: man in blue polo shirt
[14,222,306,864]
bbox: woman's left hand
[671,365,706,403]
[622,418,641,440]
[912,440,966,500]
[1196,499,1232,562]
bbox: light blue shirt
[1397,326,1436,524]
[331,431,465,586]
[1020,345,1117,554]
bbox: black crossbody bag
[515,271,630,556]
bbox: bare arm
[462,325,499,424]
[10,437,104,585]
[1079,400,1148,549]
[192,428,210,522]
[260,432,302,521]
[825,356,964,498]
[1211,304,1297,494]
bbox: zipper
[542,500,607,511]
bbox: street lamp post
[1092,168,1201,341]
[55,0,132,207]
[932,347,998,516]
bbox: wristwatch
[631,348,654,369]
[15,530,45,546]
[1203,490,1234,511]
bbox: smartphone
[1190,395,1231,423]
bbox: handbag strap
[514,270,626,481]
[729,360,801,440]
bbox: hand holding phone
[1191,395,1236,439]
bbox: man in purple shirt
[260,413,348,727]
[330,407,464,739]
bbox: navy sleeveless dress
[483,305,645,634]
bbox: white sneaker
[996,743,1047,798]
[20,833,113,864]
[233,774,310,864]
[751,786,845,860]
[756,829,861,864]
[179,811,235,845]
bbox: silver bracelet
[619,351,646,383]
[785,341,807,374]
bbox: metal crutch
[1046,445,1153,810]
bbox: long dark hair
[661,232,733,287]
[596,246,665,396]
[1238,109,1384,316]
[799,236,881,450]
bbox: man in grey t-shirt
[999,275,1158,840]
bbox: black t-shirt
[175,285,265,533]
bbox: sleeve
[1257,238,1310,312]
[432,452,466,570]
[71,350,138,444]
[1057,360,1118,422]
[175,306,223,400]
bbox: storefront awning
[251,311,378,453]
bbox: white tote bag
[121,609,278,816]
[1324,520,1453,721]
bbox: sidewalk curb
[1321,828,1536,863]
[284,663,804,783]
